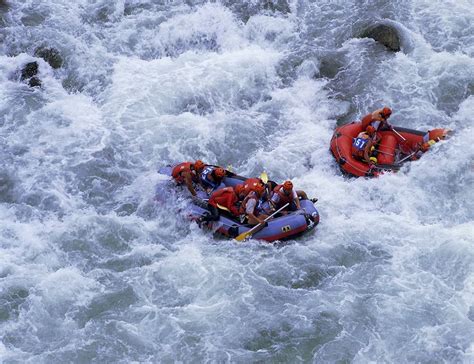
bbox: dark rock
[34,47,63,69]
[20,61,38,80]
[360,24,401,52]
[28,76,41,87]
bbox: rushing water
[1,0,473,362]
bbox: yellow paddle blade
[216,203,230,212]
[235,230,252,242]
[260,171,268,184]
[226,165,233,172]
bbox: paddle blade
[235,230,251,242]
[216,203,230,212]
[260,171,268,184]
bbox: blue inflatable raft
[157,166,320,242]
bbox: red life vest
[209,187,240,216]
[172,162,196,184]
[272,185,294,207]
[243,178,263,195]
[240,190,259,215]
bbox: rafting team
[171,160,317,226]
[172,106,438,226]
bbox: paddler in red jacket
[171,159,205,197]
[361,106,392,131]
[199,184,244,223]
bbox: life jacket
[243,178,263,195]
[272,185,295,208]
[200,166,220,190]
[240,190,259,215]
[351,134,370,158]
[172,162,196,184]
[209,187,239,216]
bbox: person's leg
[201,205,220,222]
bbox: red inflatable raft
[330,122,449,177]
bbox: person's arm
[363,142,372,163]
[247,212,264,225]
[184,172,197,196]
[293,190,301,209]
[360,114,373,130]
[270,192,279,206]
[226,193,240,216]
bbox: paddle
[391,126,407,142]
[260,171,269,184]
[216,203,230,212]
[235,203,290,242]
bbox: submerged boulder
[34,47,63,69]
[20,61,38,79]
[360,24,401,52]
[20,61,41,87]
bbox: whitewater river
[1,0,473,362]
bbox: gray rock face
[34,47,63,69]
[360,24,401,52]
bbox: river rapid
[1,0,473,362]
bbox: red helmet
[194,160,205,172]
[234,184,244,195]
[381,107,392,118]
[283,180,293,191]
[214,167,225,178]
[366,125,376,136]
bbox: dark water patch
[163,32,220,58]
[81,2,123,25]
[469,306,474,322]
[123,1,154,16]
[71,146,134,210]
[432,69,474,115]
[0,0,8,27]
[331,242,383,269]
[319,51,345,80]
[59,219,139,269]
[244,311,342,361]
[290,264,335,290]
[99,254,154,273]
[0,170,16,203]
[179,94,215,115]
[0,287,29,322]
[21,13,45,27]
[74,285,138,328]
[222,0,290,23]
[115,202,139,216]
